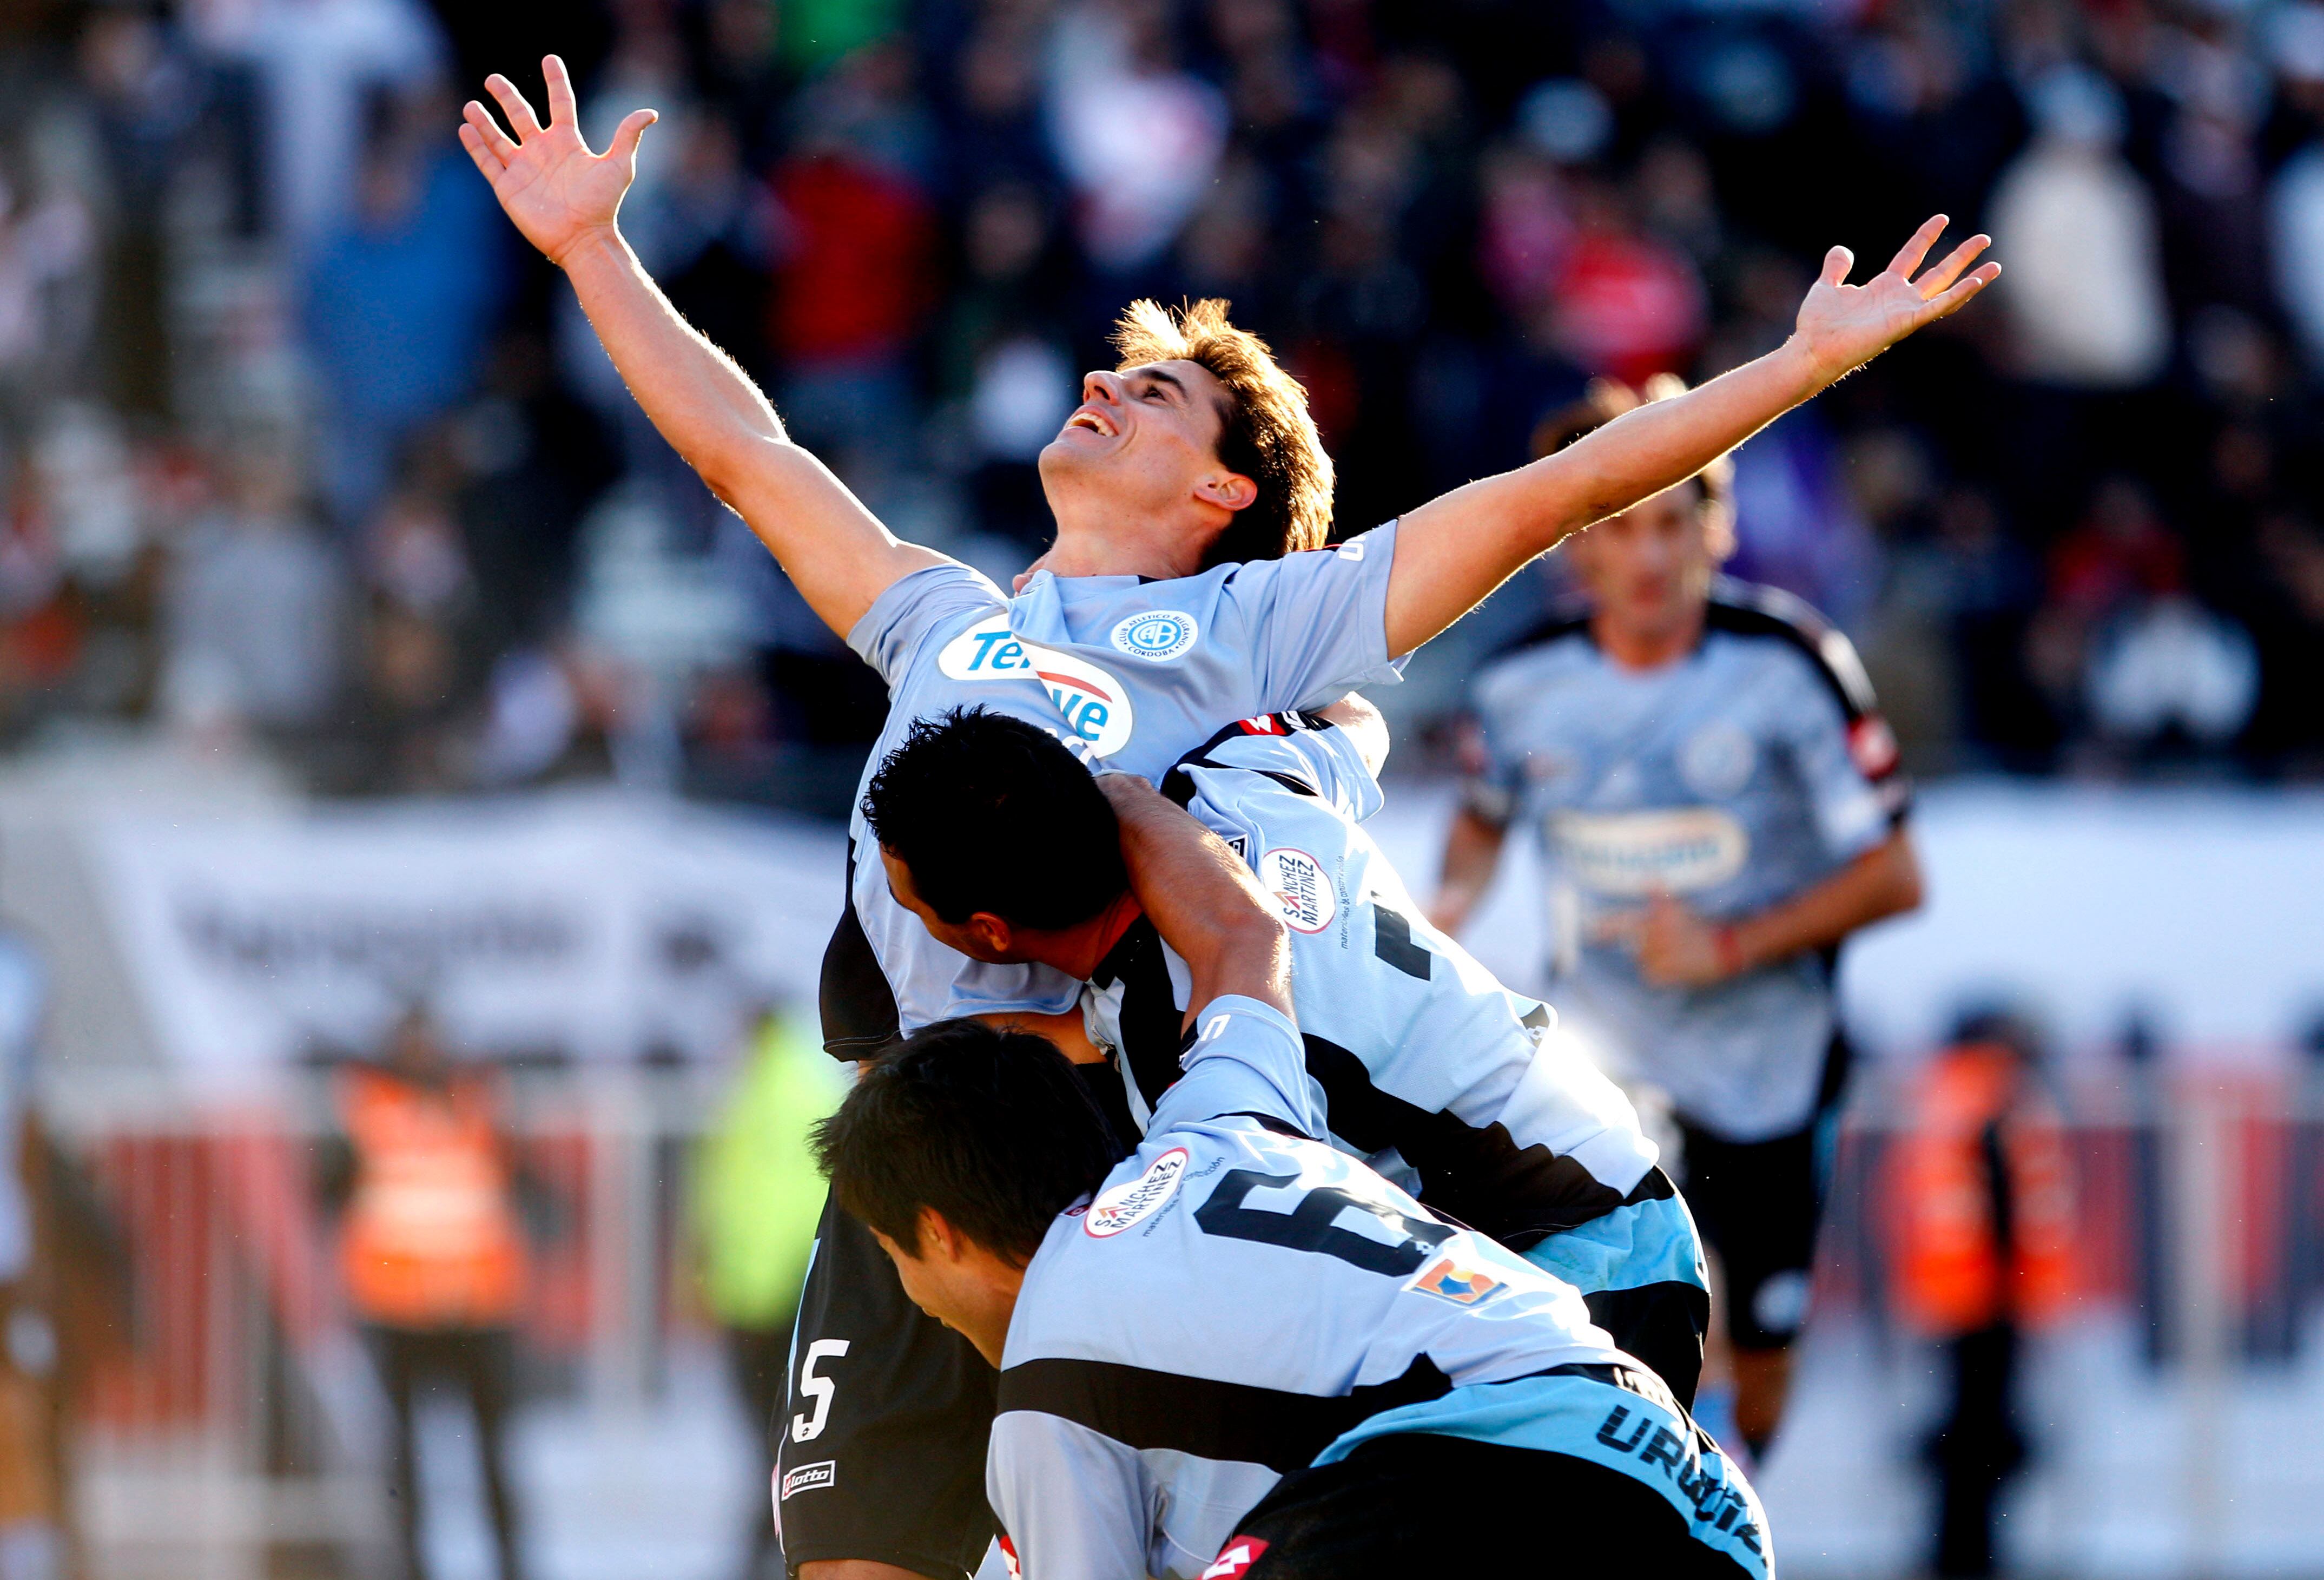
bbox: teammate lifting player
[817,771,1768,1580]
[459,55,1992,1580]
[1431,378,1924,1461]
[862,703,1709,1404]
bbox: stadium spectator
[1887,1012,2075,1578]
[322,1003,531,1580]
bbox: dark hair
[861,707,1126,929]
[812,1018,1120,1265]
[1112,299,1334,566]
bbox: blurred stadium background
[0,0,2314,1576]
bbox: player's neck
[1018,891,1146,982]
[1592,603,1706,672]
[1032,501,1220,583]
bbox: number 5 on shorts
[791,1339,849,1442]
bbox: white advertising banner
[83,792,848,1083]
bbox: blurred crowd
[0,0,2313,793]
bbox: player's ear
[919,1206,965,1265]
[1197,469,1257,515]
[966,912,1014,957]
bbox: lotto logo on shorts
[1405,1254,1507,1306]
[779,1460,835,1500]
[998,1535,1021,1577]
[1202,1537,1269,1577]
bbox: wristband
[1714,925,1745,977]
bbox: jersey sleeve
[1279,717,1385,822]
[1224,523,1405,712]
[846,560,1008,688]
[1775,637,1911,859]
[1148,995,1321,1137]
[988,1411,1154,1580]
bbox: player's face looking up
[1567,481,1735,664]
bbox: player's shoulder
[1702,577,1879,721]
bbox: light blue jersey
[1465,580,1909,1141]
[826,528,1403,1050]
[989,997,1768,1580]
[1081,715,1702,1316]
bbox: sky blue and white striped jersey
[827,528,1403,1050]
[1083,714,1663,1250]
[990,996,1768,1580]
[1465,579,1909,1141]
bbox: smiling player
[461,57,1991,1580]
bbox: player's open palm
[459,55,657,267]
[1791,215,1999,386]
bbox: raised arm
[458,57,947,636]
[1383,218,1999,655]
[1094,775,1291,1025]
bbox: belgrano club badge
[1257,847,1335,932]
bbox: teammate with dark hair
[864,705,1709,1404]
[461,59,1990,1579]
[819,775,1767,1580]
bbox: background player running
[816,772,1770,1580]
[864,703,1709,1403]
[1430,378,1924,1461]
[459,57,1991,1580]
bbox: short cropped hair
[1529,373,1734,518]
[861,706,1125,929]
[1113,298,1333,565]
[813,1018,1120,1265]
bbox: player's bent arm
[459,58,946,637]
[1429,806,1508,936]
[1095,775,1292,1025]
[1731,826,1923,972]
[1382,218,2000,655]
[798,1563,930,1580]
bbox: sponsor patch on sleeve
[1203,1536,1270,1577]
[779,1460,836,1500]
[1257,846,1335,932]
[1404,1253,1508,1307]
[1847,714,1899,779]
[1084,1147,1190,1237]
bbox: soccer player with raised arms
[816,771,1770,1580]
[460,58,1991,1580]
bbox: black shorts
[776,1193,996,1578]
[1230,1429,1758,1579]
[1677,1033,1851,1352]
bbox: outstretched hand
[459,55,657,267]
[1791,216,1999,387]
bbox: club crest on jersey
[1109,610,1199,662]
[1085,1147,1189,1237]
[937,615,1134,756]
[1203,1537,1269,1577]
[1257,846,1335,933]
[1405,1253,1508,1307]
